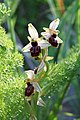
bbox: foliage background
[0,0,79,120]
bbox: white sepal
[22,43,31,52]
[28,23,38,39]
[49,18,60,30]
[25,70,34,80]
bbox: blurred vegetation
[0,0,79,120]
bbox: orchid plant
[22,18,63,108]
[0,1,79,120]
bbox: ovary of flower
[41,18,63,47]
[22,23,51,57]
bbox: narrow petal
[27,36,32,42]
[55,36,63,43]
[43,27,50,32]
[37,97,46,107]
[25,70,34,80]
[22,43,31,52]
[33,82,41,92]
[41,32,51,39]
[28,23,38,39]
[49,18,60,30]
[38,39,51,49]
[53,30,60,35]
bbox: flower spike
[23,19,63,108]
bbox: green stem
[8,17,16,50]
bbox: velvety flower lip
[41,18,63,47]
[25,82,34,97]
[22,23,51,53]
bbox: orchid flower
[41,18,63,47]
[25,70,41,97]
[22,23,50,58]
[25,70,45,106]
